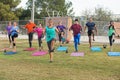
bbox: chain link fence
[0,18,119,44]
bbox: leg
[11,35,16,52]
[88,30,92,47]
[109,36,113,51]
[74,35,78,52]
[38,37,42,50]
[58,33,62,46]
[78,33,81,45]
[112,33,115,42]
[28,32,33,48]
[47,41,53,62]
[8,34,12,48]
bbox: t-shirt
[56,25,66,32]
[70,24,82,36]
[25,23,36,33]
[86,22,95,31]
[108,26,115,36]
[11,26,19,36]
[33,27,43,38]
[45,26,56,42]
[6,25,12,35]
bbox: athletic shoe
[113,39,115,43]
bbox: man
[84,17,97,48]
[69,19,82,52]
[24,20,36,48]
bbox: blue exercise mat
[91,46,102,52]
[57,46,68,51]
[4,51,17,55]
[108,52,120,56]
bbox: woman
[44,19,58,62]
[33,23,44,51]
[10,22,19,52]
[108,21,118,51]
[6,21,12,48]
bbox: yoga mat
[108,52,120,56]
[57,46,68,51]
[91,46,102,52]
[24,48,36,51]
[4,51,17,55]
[32,51,47,56]
[71,52,84,56]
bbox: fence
[0,18,120,44]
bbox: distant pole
[31,0,35,22]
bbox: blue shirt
[86,22,95,31]
[11,26,19,36]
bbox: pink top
[33,27,43,37]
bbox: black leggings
[8,34,11,43]
[28,32,33,48]
[38,37,42,47]
[109,33,115,46]
[11,34,18,46]
[47,38,55,53]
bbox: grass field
[0,39,120,80]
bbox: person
[33,23,44,51]
[23,20,36,48]
[10,22,19,52]
[56,21,66,46]
[108,21,118,51]
[69,19,82,52]
[84,17,97,48]
[44,19,59,62]
[6,21,12,48]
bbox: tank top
[45,26,56,42]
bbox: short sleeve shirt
[86,22,95,31]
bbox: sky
[18,0,120,16]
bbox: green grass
[0,39,120,80]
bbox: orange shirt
[25,22,36,33]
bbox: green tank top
[108,26,115,36]
[45,26,56,42]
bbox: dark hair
[75,19,78,21]
[109,21,115,30]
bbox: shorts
[47,38,56,53]
[88,30,94,36]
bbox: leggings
[8,34,11,43]
[28,32,33,48]
[47,38,55,53]
[38,37,42,47]
[11,34,18,46]
[109,33,115,46]
[74,33,80,51]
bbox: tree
[94,7,112,21]
[82,7,112,21]
[0,0,22,21]
[23,0,74,19]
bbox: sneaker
[49,60,53,63]
[113,39,115,43]
[78,43,80,45]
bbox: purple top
[70,24,82,36]
[56,25,66,32]
[6,25,12,35]
[33,27,43,38]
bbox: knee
[13,43,16,46]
